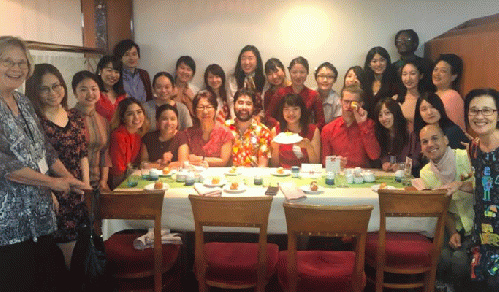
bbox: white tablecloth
[103,167,436,239]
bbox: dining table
[102,167,437,240]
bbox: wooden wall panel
[106,0,133,52]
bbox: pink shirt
[438,89,466,131]
[321,117,381,168]
[185,125,234,158]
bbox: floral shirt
[226,119,272,167]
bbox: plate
[225,169,241,176]
[273,132,303,144]
[203,178,226,187]
[371,184,396,192]
[144,182,169,190]
[300,185,324,194]
[272,170,291,176]
[159,169,177,177]
[223,184,246,193]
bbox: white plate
[225,169,241,176]
[159,169,177,177]
[223,184,246,193]
[272,170,291,176]
[273,132,303,144]
[203,178,226,187]
[300,185,324,194]
[144,182,169,190]
[371,184,396,192]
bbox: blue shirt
[123,68,147,103]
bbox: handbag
[70,187,115,291]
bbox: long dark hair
[277,93,310,136]
[111,97,150,135]
[234,45,265,92]
[396,59,426,103]
[343,66,366,90]
[25,63,68,116]
[364,46,397,104]
[204,64,227,103]
[96,55,126,95]
[414,92,456,135]
[374,99,409,156]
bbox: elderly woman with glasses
[185,90,234,166]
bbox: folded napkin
[194,183,222,197]
[280,182,306,200]
[133,228,182,250]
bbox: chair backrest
[188,195,273,290]
[84,189,165,292]
[283,202,374,292]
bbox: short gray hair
[0,36,34,77]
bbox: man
[321,85,380,168]
[315,62,342,124]
[227,89,272,167]
[414,124,474,292]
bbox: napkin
[194,183,222,197]
[133,228,182,250]
[280,182,306,200]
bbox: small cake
[229,167,237,174]
[230,182,239,190]
[154,181,163,189]
[310,181,318,191]
[211,177,220,185]
[277,167,284,174]
[379,182,387,190]
[162,167,170,175]
[351,101,359,110]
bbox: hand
[382,162,393,172]
[437,181,463,196]
[449,232,462,249]
[353,107,368,124]
[99,180,110,191]
[189,154,203,165]
[294,138,311,149]
[162,151,173,164]
[51,192,60,214]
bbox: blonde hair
[0,36,34,77]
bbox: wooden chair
[277,202,374,292]
[188,195,279,292]
[85,189,181,292]
[365,189,451,292]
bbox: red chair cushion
[277,250,365,292]
[202,242,279,286]
[105,232,181,275]
[365,232,433,269]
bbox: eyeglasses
[196,105,215,111]
[317,74,336,80]
[0,58,29,70]
[40,83,63,95]
[469,108,498,116]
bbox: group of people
[0,29,498,291]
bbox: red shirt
[321,117,380,168]
[95,92,127,122]
[109,125,142,176]
[185,125,234,158]
[265,85,325,130]
[276,124,317,168]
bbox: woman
[109,98,149,188]
[204,64,230,124]
[263,58,289,111]
[185,90,233,166]
[95,55,127,122]
[271,93,320,168]
[25,63,90,268]
[266,56,325,130]
[465,88,499,290]
[71,70,112,191]
[174,56,199,116]
[0,36,87,291]
[393,59,426,132]
[414,92,469,149]
[113,39,152,103]
[344,66,365,88]
[374,99,420,173]
[315,62,341,124]
[141,104,188,167]
[229,45,265,118]
[363,46,398,120]
[433,54,465,131]
[144,72,192,131]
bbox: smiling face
[289,63,308,87]
[240,50,257,75]
[341,91,362,119]
[378,104,394,130]
[206,72,222,90]
[74,78,100,107]
[369,53,387,75]
[344,69,359,87]
[401,63,422,91]
[468,95,498,136]
[99,62,120,88]
[195,97,216,122]
[283,103,301,125]
[157,109,178,136]
[316,67,336,92]
[0,45,29,93]
[419,100,441,125]
[420,125,449,162]
[396,32,417,55]
[234,94,254,122]
[39,73,65,108]
[153,75,175,101]
[123,102,145,132]
[176,62,194,83]
[121,46,139,70]
[266,67,285,87]
[432,60,456,90]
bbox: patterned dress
[40,110,89,242]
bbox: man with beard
[226,89,272,167]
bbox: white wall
[134,0,499,92]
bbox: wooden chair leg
[375,267,384,292]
